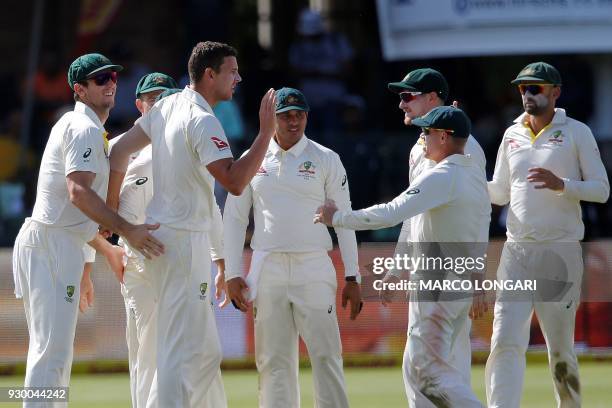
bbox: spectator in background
[289,9,354,144]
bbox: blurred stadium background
[1,0,612,406]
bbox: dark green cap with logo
[67,53,123,90]
[411,106,471,139]
[135,72,178,97]
[155,88,182,102]
[275,87,310,113]
[388,68,449,102]
[511,62,562,85]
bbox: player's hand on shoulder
[226,277,249,313]
[123,223,164,259]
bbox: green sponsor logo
[67,286,75,298]
[199,283,208,299]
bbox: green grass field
[0,363,610,407]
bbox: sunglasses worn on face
[399,91,422,103]
[422,127,455,135]
[88,71,118,86]
[518,84,551,95]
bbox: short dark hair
[73,81,88,102]
[188,41,238,84]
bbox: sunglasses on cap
[422,127,455,135]
[87,71,118,86]
[399,91,422,103]
[518,83,552,96]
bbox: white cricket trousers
[254,252,349,408]
[403,290,483,408]
[12,219,85,408]
[144,224,224,408]
[485,241,582,408]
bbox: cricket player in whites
[382,68,487,401]
[113,81,227,408]
[12,53,163,406]
[485,62,609,408]
[111,74,175,408]
[316,106,490,407]
[224,87,362,408]
[108,41,277,408]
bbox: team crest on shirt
[65,285,75,303]
[298,161,317,180]
[199,283,208,300]
[211,137,229,151]
[548,130,564,144]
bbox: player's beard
[523,93,549,116]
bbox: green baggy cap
[135,72,178,97]
[411,106,471,139]
[388,68,449,102]
[67,53,123,90]
[511,62,562,85]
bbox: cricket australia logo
[548,130,564,144]
[298,160,316,180]
[65,285,75,303]
[199,283,208,300]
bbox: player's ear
[552,86,561,100]
[135,98,144,114]
[204,67,215,80]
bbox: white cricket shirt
[333,154,491,243]
[400,134,487,242]
[136,86,233,231]
[116,146,224,260]
[223,136,359,280]
[31,101,110,243]
[488,108,609,241]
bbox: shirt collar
[74,101,104,130]
[181,86,214,115]
[513,107,567,125]
[441,153,472,167]
[269,135,308,157]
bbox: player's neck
[88,104,109,125]
[527,110,555,135]
[191,83,218,108]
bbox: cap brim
[410,117,432,127]
[275,106,309,113]
[387,81,420,93]
[510,76,557,85]
[137,85,172,96]
[87,64,124,77]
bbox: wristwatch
[345,274,362,284]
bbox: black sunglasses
[88,71,118,86]
[518,84,552,96]
[399,91,422,103]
